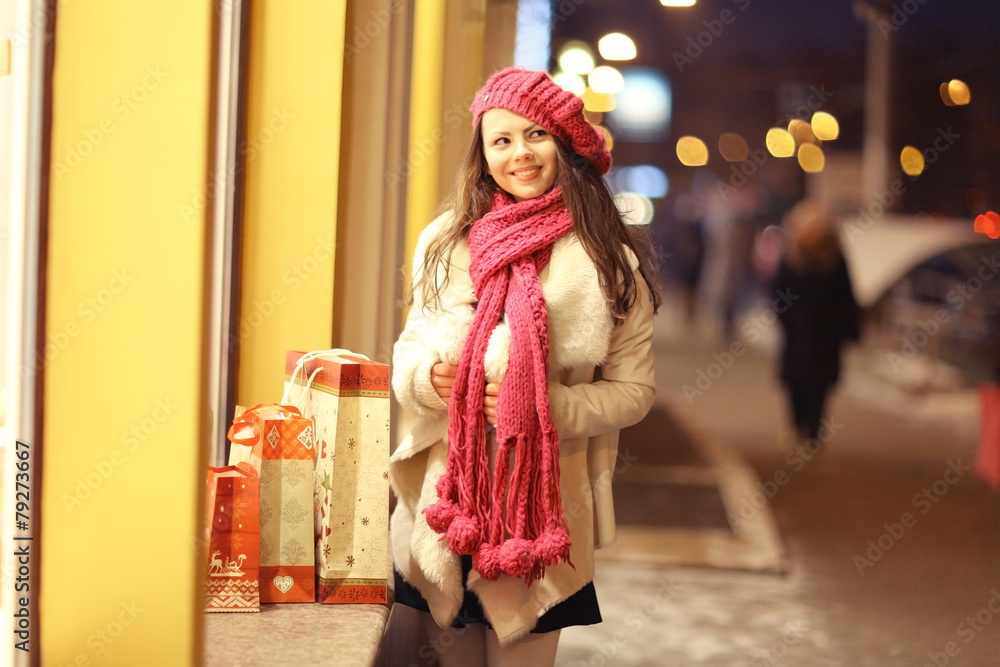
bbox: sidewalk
[554,304,1000,666]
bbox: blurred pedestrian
[698,182,761,340]
[773,199,861,448]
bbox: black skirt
[394,556,602,634]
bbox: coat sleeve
[547,267,657,440]
[392,216,453,418]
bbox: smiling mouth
[511,166,540,177]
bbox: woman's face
[481,108,558,202]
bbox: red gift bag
[228,403,317,603]
[975,383,1000,491]
[205,463,260,612]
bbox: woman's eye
[531,129,547,138]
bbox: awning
[839,215,985,307]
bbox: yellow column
[236,1,347,405]
[42,1,212,665]
[404,1,447,266]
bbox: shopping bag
[975,383,1000,491]
[228,403,317,602]
[204,463,260,612]
[283,349,391,604]
[227,405,261,472]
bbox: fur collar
[428,233,613,382]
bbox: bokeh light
[788,119,817,145]
[765,128,795,158]
[598,33,637,60]
[940,79,971,106]
[974,211,1000,239]
[582,88,616,113]
[589,65,625,94]
[614,192,656,225]
[718,133,749,162]
[811,111,839,141]
[606,67,672,141]
[797,143,825,172]
[660,0,696,5]
[676,136,709,166]
[900,146,925,177]
[612,164,669,198]
[552,71,586,96]
[558,41,595,75]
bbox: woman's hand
[483,383,500,426]
[432,364,500,426]
[430,363,458,400]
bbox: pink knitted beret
[471,68,612,175]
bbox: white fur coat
[390,212,657,644]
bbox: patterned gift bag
[283,350,390,604]
[228,403,316,603]
[204,463,260,612]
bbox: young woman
[389,68,661,666]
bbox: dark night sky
[550,0,1000,217]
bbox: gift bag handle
[281,349,371,405]
[227,402,304,446]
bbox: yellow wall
[404,2,447,267]
[236,1,347,406]
[43,1,212,665]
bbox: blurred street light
[598,33,637,60]
[558,41,595,75]
[589,65,625,94]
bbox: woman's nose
[512,139,533,160]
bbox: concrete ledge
[204,602,389,666]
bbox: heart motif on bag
[273,576,294,594]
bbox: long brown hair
[416,119,662,324]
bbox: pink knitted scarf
[424,186,574,584]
